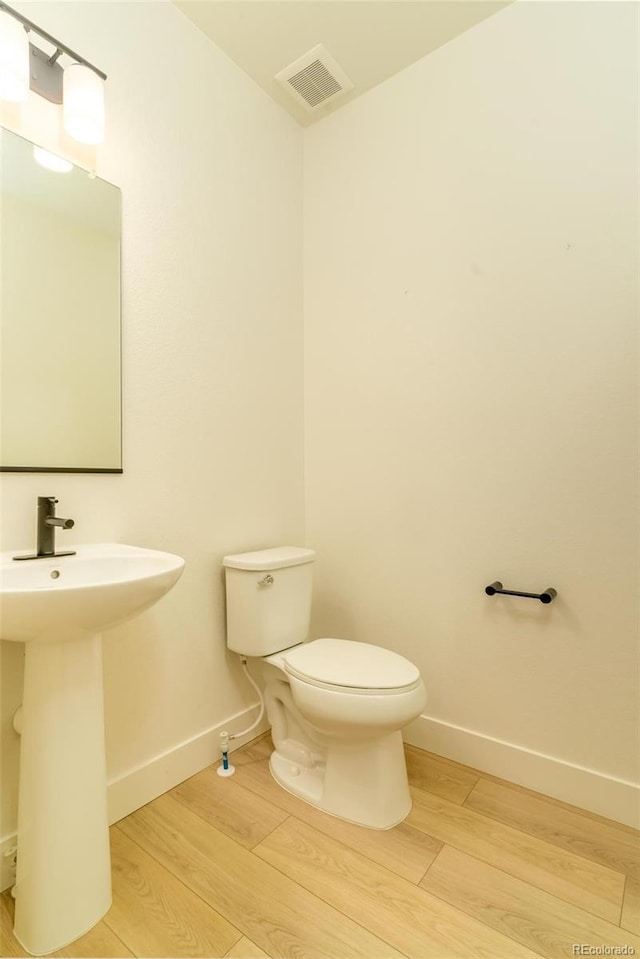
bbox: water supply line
[217,656,265,778]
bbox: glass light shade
[33,146,73,173]
[63,63,105,145]
[0,11,29,103]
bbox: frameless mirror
[0,127,121,472]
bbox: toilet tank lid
[223,546,315,571]
[284,638,421,690]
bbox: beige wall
[304,1,638,821]
[1,0,304,842]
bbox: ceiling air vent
[275,44,353,112]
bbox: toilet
[222,546,427,829]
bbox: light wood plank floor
[1,734,638,959]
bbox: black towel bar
[485,581,557,604]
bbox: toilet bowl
[264,638,426,828]
[223,547,427,829]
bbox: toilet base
[269,729,412,830]
[270,751,324,806]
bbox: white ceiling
[174,1,510,126]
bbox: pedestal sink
[0,543,185,956]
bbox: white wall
[304,1,639,824]
[1,0,304,845]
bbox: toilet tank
[222,546,315,656]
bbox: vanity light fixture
[63,63,105,145]
[0,8,28,102]
[0,1,106,144]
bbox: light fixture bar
[29,44,63,103]
[0,1,106,80]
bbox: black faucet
[37,496,76,557]
[13,496,76,561]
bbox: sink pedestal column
[14,633,112,956]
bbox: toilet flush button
[290,765,300,776]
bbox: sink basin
[1,543,185,956]
[1,543,185,642]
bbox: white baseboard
[404,713,640,829]
[107,703,270,825]
[1,704,270,893]
[3,707,636,895]
[0,836,17,894]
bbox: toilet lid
[283,638,420,690]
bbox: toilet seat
[282,638,421,694]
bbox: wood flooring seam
[110,822,245,943]
[249,814,295,852]
[250,821,414,959]
[464,776,640,837]
[230,769,294,817]
[415,842,447,887]
[421,841,629,939]
[619,875,630,929]
[220,928,246,959]
[463,778,640,856]
[462,786,640,877]
[408,786,626,924]
[416,846,551,959]
[100,914,147,959]
[254,817,547,959]
[225,760,440,885]
[451,783,630,874]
